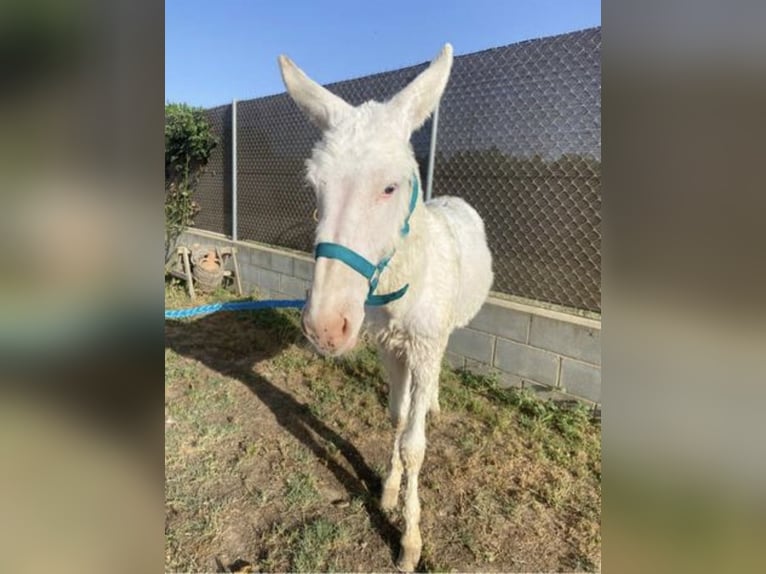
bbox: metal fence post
[425,100,440,202]
[232,99,238,241]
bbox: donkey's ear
[278,55,352,130]
[389,43,453,133]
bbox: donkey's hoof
[396,547,421,572]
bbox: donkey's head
[278,44,453,356]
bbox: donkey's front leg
[429,382,441,417]
[379,348,411,511]
[397,352,441,572]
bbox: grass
[291,517,345,572]
[285,472,320,510]
[165,281,601,571]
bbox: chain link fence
[194,104,231,235]
[434,28,601,312]
[196,27,601,313]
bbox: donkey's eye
[383,183,398,195]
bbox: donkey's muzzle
[301,307,355,355]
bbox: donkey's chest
[364,309,442,360]
[365,309,406,348]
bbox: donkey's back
[426,195,493,328]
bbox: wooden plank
[230,247,243,295]
[180,246,195,300]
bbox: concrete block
[468,303,530,343]
[464,359,523,388]
[242,282,260,297]
[522,380,555,395]
[529,315,600,365]
[249,249,271,269]
[447,328,494,364]
[497,373,524,389]
[443,352,465,370]
[280,275,310,299]
[559,358,601,403]
[521,380,584,405]
[236,262,259,285]
[269,252,294,275]
[530,388,572,404]
[494,338,559,387]
[463,358,498,378]
[293,258,315,281]
[257,268,282,293]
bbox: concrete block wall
[447,301,601,407]
[180,229,313,301]
[179,229,601,408]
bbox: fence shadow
[164,309,402,563]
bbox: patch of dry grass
[164,281,601,572]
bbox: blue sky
[166,0,600,108]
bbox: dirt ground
[165,284,601,572]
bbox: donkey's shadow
[165,308,406,567]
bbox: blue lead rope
[165,299,305,320]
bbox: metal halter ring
[312,208,319,222]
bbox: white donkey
[278,44,493,571]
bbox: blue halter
[314,176,419,306]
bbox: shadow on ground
[165,309,417,569]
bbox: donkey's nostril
[341,317,349,336]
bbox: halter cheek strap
[314,175,419,306]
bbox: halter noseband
[313,175,419,306]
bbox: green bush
[165,103,218,264]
